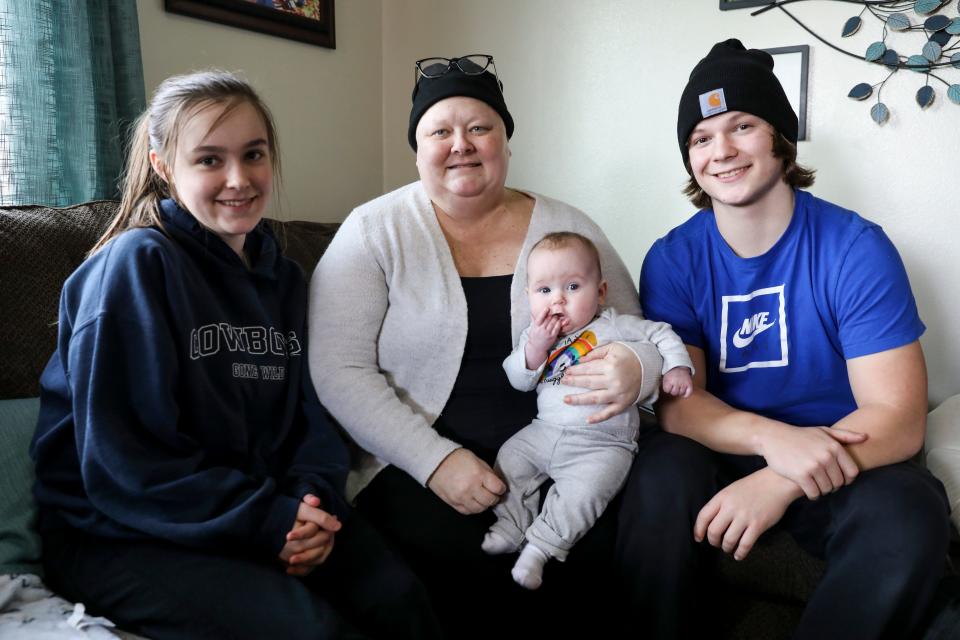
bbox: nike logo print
[732,312,776,348]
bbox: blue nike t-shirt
[640,190,924,427]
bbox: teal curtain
[0,0,145,206]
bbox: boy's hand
[662,366,693,398]
[278,494,342,576]
[694,468,800,561]
[525,307,562,370]
[757,424,867,499]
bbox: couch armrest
[925,395,960,532]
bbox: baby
[482,231,694,589]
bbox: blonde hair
[529,231,602,277]
[89,70,281,255]
[682,129,815,210]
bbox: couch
[1,200,957,639]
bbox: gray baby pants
[488,419,639,560]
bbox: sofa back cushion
[0,201,119,399]
[271,220,339,280]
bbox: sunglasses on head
[413,54,502,94]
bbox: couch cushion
[0,201,119,398]
[270,219,339,277]
[0,397,42,575]
[717,530,825,603]
[926,395,960,532]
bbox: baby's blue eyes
[536,283,580,294]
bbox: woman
[308,55,661,637]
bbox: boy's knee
[850,465,946,522]
[838,464,950,565]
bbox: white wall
[136,0,383,222]
[381,1,960,406]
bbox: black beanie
[408,59,514,151]
[677,39,798,169]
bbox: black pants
[41,510,441,640]
[356,464,628,639]
[616,429,952,640]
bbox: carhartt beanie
[677,39,798,169]
[408,59,514,151]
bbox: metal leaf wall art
[748,0,960,125]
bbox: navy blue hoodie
[31,200,349,557]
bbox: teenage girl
[30,70,440,640]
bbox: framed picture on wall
[164,0,335,49]
[763,45,810,140]
[719,0,774,10]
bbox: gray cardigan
[308,181,662,499]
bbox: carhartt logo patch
[699,88,727,118]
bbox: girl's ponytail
[88,112,166,256]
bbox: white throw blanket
[0,574,129,639]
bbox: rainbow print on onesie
[540,330,598,385]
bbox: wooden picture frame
[764,45,810,140]
[164,0,335,49]
[719,0,774,10]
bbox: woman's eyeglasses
[414,54,502,92]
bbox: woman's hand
[279,494,341,576]
[560,343,643,423]
[757,424,867,499]
[427,449,506,515]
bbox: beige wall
[136,0,383,222]
[135,1,960,405]
[381,1,960,406]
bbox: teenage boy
[620,39,950,639]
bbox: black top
[433,275,537,464]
